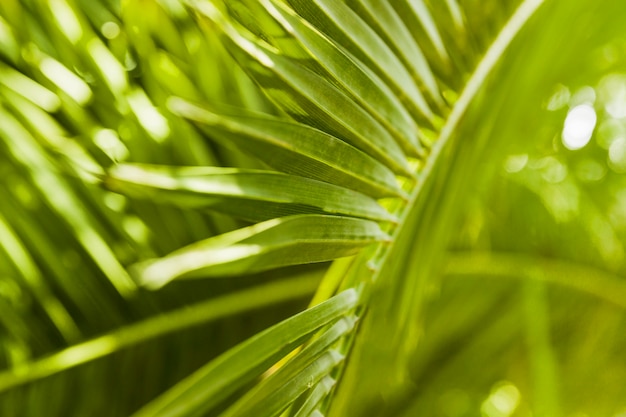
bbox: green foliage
[1,0,626,416]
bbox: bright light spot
[541,182,580,223]
[124,51,137,71]
[49,0,83,44]
[87,38,128,93]
[540,156,568,183]
[93,128,129,162]
[40,57,92,105]
[546,84,570,111]
[609,137,626,173]
[140,244,261,288]
[51,336,119,368]
[570,86,596,107]
[101,22,120,40]
[596,118,626,149]
[481,382,520,417]
[612,407,626,417]
[127,89,170,142]
[575,159,606,182]
[0,66,60,111]
[504,154,528,173]
[562,104,597,150]
[103,192,126,212]
[123,215,150,245]
[239,35,275,68]
[599,74,626,119]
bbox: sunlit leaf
[168,97,406,198]
[105,163,397,223]
[186,0,413,176]
[285,0,435,122]
[347,0,442,106]
[394,0,450,64]
[262,0,422,155]
[132,214,390,288]
[220,315,356,417]
[1,1,626,416]
[131,288,360,417]
[291,375,336,417]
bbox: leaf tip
[128,260,171,290]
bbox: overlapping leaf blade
[0,272,321,394]
[131,289,360,417]
[285,0,435,122]
[0,106,136,298]
[347,0,442,106]
[261,0,422,155]
[132,214,390,289]
[186,0,413,176]
[168,97,405,198]
[105,163,396,223]
[2,1,625,417]
[291,375,336,417]
[220,316,356,417]
[396,0,450,64]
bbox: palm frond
[1,0,625,416]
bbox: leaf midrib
[370,0,546,277]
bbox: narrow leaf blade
[132,215,391,289]
[131,289,360,417]
[286,0,434,121]
[105,163,397,223]
[264,0,421,155]
[168,97,405,199]
[221,316,357,417]
[350,0,442,105]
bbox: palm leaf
[1,0,625,416]
[130,288,359,417]
[104,163,397,223]
[131,215,389,289]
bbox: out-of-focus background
[0,0,625,416]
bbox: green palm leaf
[130,288,359,417]
[131,215,389,289]
[104,163,397,222]
[1,0,626,416]
[167,97,405,198]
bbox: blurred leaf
[0,271,320,393]
[1,0,626,416]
